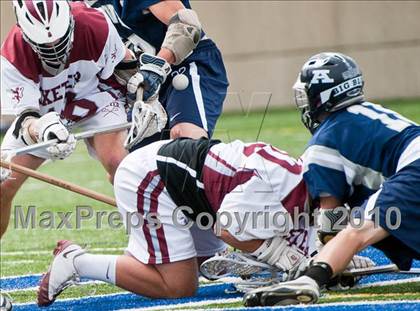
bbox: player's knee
[165,282,197,298]
[341,225,373,250]
[170,123,208,139]
[1,181,21,203]
[170,125,183,139]
[103,154,125,181]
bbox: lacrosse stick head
[124,99,168,150]
[200,251,278,280]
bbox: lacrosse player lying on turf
[0,0,147,238]
[242,52,420,307]
[37,137,372,306]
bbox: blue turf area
[8,247,420,310]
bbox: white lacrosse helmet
[13,0,75,75]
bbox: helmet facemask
[22,16,75,76]
[293,76,320,134]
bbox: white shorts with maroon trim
[114,140,226,265]
[1,95,126,160]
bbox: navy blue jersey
[91,0,195,51]
[303,102,419,207]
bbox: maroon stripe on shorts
[149,179,170,264]
[137,170,159,265]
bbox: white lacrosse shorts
[114,140,226,265]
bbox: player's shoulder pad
[1,26,42,83]
[69,2,110,63]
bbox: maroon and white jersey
[0,2,126,125]
[156,138,309,247]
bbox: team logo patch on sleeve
[11,86,24,104]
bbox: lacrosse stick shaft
[346,264,420,276]
[137,87,144,101]
[0,160,116,207]
[9,122,131,158]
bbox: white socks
[74,253,118,284]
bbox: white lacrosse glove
[124,98,168,150]
[326,255,375,290]
[0,151,12,183]
[36,112,76,160]
[254,236,307,275]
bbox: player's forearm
[149,0,185,25]
[157,48,176,64]
[315,221,389,275]
[219,229,263,253]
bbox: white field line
[10,279,420,309]
[1,247,125,256]
[117,298,242,311]
[354,276,420,288]
[207,299,420,310]
[2,280,106,294]
[4,274,420,297]
[13,290,132,306]
[2,259,36,265]
[1,273,42,280]
[118,298,420,311]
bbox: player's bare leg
[87,130,128,183]
[116,254,198,298]
[37,240,198,306]
[0,154,44,238]
[315,220,389,273]
[170,122,208,139]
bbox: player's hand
[124,98,168,150]
[0,151,12,183]
[127,53,171,102]
[36,112,76,160]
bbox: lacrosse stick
[0,160,116,206]
[3,122,131,161]
[200,251,282,280]
[345,264,420,277]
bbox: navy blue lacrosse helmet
[293,52,365,133]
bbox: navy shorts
[130,40,228,151]
[363,159,420,270]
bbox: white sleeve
[1,56,41,115]
[98,15,127,80]
[217,175,293,242]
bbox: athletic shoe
[0,293,13,311]
[243,276,320,307]
[37,240,85,307]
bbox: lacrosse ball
[172,73,189,91]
